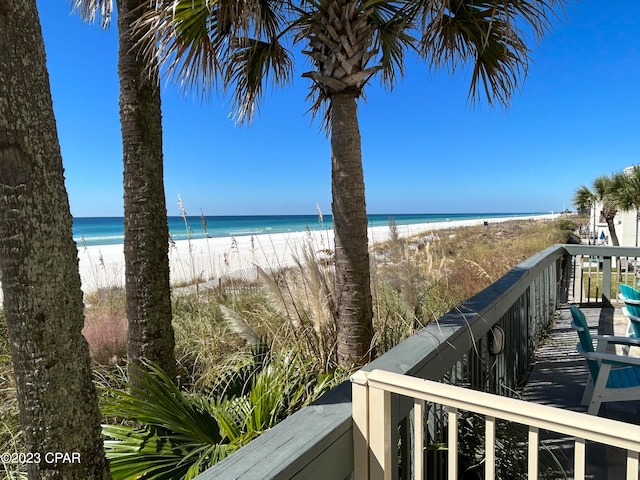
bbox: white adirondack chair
[570,305,640,415]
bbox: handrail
[352,369,640,480]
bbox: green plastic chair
[618,284,640,338]
[569,305,640,415]
[619,284,640,302]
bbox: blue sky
[36,1,639,217]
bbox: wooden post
[369,382,392,479]
[602,256,612,306]
[352,371,370,480]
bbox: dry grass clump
[171,292,248,390]
[82,313,128,366]
[82,287,127,365]
[372,219,449,350]
[255,243,338,370]
[429,218,578,301]
[370,218,578,331]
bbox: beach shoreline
[0,214,560,305]
[76,213,559,294]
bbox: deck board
[520,305,640,479]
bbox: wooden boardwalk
[520,304,640,479]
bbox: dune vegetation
[0,217,580,478]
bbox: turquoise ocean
[73,213,546,247]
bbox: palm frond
[70,0,113,29]
[418,0,564,107]
[367,1,416,89]
[112,369,219,442]
[613,168,640,212]
[101,363,243,479]
[224,37,293,123]
[136,0,224,97]
[136,0,292,122]
[572,185,595,213]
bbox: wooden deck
[520,304,640,479]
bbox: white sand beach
[0,214,559,305]
[76,213,558,294]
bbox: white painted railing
[352,369,640,480]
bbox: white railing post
[447,407,458,480]
[528,427,539,479]
[414,399,425,480]
[352,371,370,480]
[574,437,585,480]
[626,450,639,480]
[368,382,392,480]
[485,416,495,480]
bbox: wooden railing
[564,244,640,305]
[352,369,640,480]
[194,244,640,480]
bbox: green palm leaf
[418,0,563,107]
[101,363,227,479]
[100,357,312,479]
[103,364,222,445]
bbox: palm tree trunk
[603,214,620,246]
[592,206,596,245]
[330,91,374,367]
[116,0,176,382]
[0,2,110,477]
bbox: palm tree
[612,167,640,246]
[572,185,596,244]
[72,0,177,382]
[0,1,110,477]
[592,174,621,246]
[137,0,565,367]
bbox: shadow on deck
[521,305,640,479]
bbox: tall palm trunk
[0,1,110,477]
[116,0,176,381]
[330,92,374,367]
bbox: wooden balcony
[195,244,640,480]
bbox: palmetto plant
[102,355,334,479]
[135,0,565,367]
[102,364,231,480]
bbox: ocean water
[73,213,545,247]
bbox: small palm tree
[612,167,640,246]
[572,185,596,244]
[136,0,565,367]
[593,174,621,246]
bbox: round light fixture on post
[488,325,505,356]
